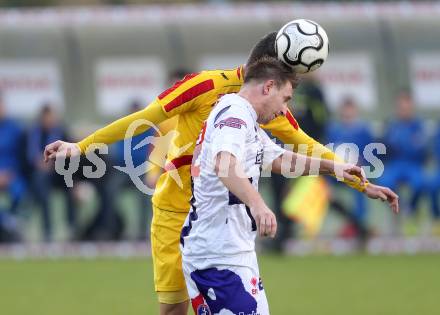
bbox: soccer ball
[275,19,329,74]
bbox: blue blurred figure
[326,97,374,225]
[380,90,427,216]
[0,93,26,241]
[427,125,440,231]
[27,103,76,242]
[108,100,155,240]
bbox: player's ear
[262,80,274,95]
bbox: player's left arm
[261,110,368,192]
[269,149,399,213]
[263,118,399,213]
[270,150,365,181]
[261,128,366,182]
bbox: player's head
[244,56,297,124]
[246,32,278,67]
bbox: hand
[250,204,277,238]
[334,163,367,185]
[364,183,399,214]
[44,140,81,162]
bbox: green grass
[0,255,439,315]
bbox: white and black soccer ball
[275,19,329,74]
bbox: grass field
[1,254,439,315]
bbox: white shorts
[182,251,269,315]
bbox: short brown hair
[244,56,298,89]
[246,32,277,66]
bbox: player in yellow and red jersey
[44,32,398,315]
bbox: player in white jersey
[180,57,399,315]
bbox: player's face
[260,80,292,124]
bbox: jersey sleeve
[146,116,179,176]
[210,108,250,163]
[260,130,286,170]
[261,110,368,192]
[77,100,168,154]
[156,72,216,117]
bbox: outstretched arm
[270,150,399,214]
[271,150,366,185]
[262,111,368,192]
[77,100,168,153]
[45,70,216,162]
[363,183,399,214]
[44,100,168,161]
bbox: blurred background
[1,1,440,315]
[1,0,440,249]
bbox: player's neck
[238,85,263,118]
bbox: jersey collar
[235,94,258,122]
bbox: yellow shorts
[151,205,189,302]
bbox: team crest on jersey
[197,304,211,315]
[214,117,247,130]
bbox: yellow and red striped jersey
[78,66,367,213]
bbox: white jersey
[180,93,285,261]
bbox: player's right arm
[215,151,277,238]
[210,103,277,238]
[44,100,168,161]
[76,101,168,154]
[44,71,213,161]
